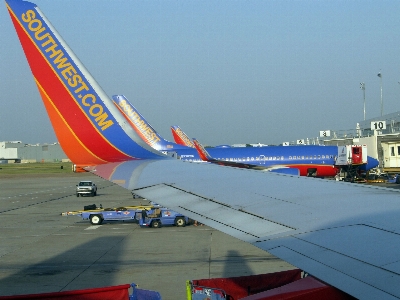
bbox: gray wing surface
[91,159,400,299]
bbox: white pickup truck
[76,181,97,197]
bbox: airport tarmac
[0,173,294,299]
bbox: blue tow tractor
[139,208,189,228]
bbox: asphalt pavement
[0,172,294,299]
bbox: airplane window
[289,156,292,159]
[318,155,321,159]
[301,156,304,159]
[251,157,254,161]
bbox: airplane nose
[359,156,379,171]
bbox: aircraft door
[307,168,317,177]
[259,155,266,165]
[351,146,362,165]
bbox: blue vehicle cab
[139,208,188,228]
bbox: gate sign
[319,130,331,137]
[297,139,305,145]
[371,121,386,130]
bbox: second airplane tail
[113,95,190,151]
[171,126,195,148]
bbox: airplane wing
[91,159,400,300]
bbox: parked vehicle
[385,174,400,183]
[139,208,189,228]
[76,181,97,197]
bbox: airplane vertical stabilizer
[192,138,212,161]
[5,0,164,165]
[171,126,195,148]
[112,95,190,151]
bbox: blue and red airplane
[113,96,377,177]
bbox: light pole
[360,82,365,120]
[378,72,383,116]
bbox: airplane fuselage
[166,145,340,177]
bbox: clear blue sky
[1,0,399,146]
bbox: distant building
[321,111,400,171]
[0,141,69,163]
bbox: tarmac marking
[84,226,101,230]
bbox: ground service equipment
[139,208,189,228]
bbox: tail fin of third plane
[6,0,163,166]
[192,138,212,161]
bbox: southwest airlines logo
[19,9,114,131]
[117,99,161,146]
[175,127,194,147]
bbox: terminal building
[320,111,400,172]
[0,141,69,163]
